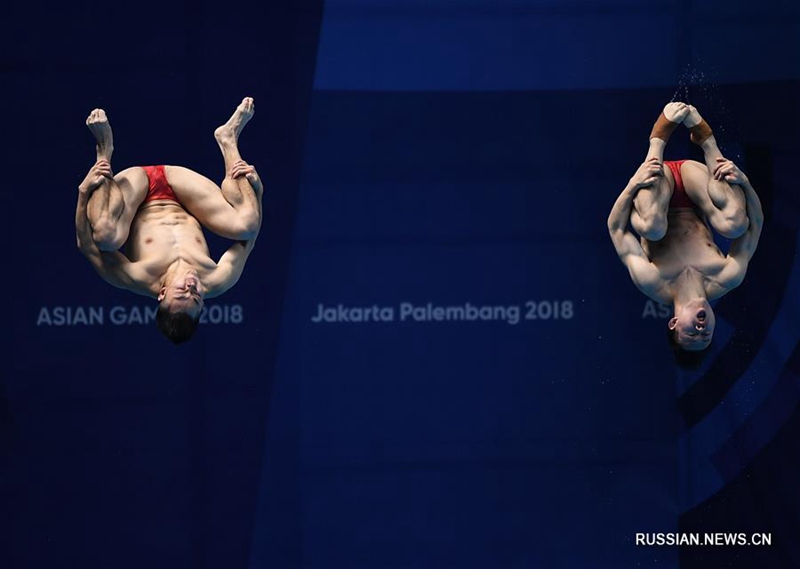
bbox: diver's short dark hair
[156,305,200,345]
[667,328,711,370]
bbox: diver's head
[156,269,204,344]
[666,298,713,370]
[668,298,715,351]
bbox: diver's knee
[233,212,260,241]
[716,212,749,239]
[92,220,124,251]
[636,214,668,241]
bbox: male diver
[75,97,263,344]
[607,102,763,363]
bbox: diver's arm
[713,173,764,293]
[727,175,763,264]
[608,162,665,298]
[75,183,146,294]
[608,157,664,252]
[204,233,259,299]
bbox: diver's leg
[682,106,748,238]
[214,97,263,227]
[165,97,262,240]
[84,109,147,251]
[630,103,689,240]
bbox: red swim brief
[664,160,696,210]
[141,165,180,203]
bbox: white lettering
[311,303,395,323]
[399,302,521,325]
[36,306,105,326]
[642,301,672,319]
[72,307,88,325]
[36,307,52,326]
[127,306,144,324]
[110,306,127,325]
[53,306,67,326]
[36,305,240,326]
[89,306,104,325]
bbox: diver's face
[669,300,715,351]
[158,269,205,319]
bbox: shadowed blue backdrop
[3,1,800,568]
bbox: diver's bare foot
[684,105,713,146]
[683,105,702,128]
[650,102,689,141]
[214,97,255,146]
[663,102,690,124]
[86,108,114,160]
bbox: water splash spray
[670,61,741,161]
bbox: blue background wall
[3,1,799,568]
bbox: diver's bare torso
[124,200,218,296]
[640,209,730,303]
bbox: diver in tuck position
[607,102,763,364]
[75,97,263,344]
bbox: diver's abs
[125,202,213,269]
[647,222,726,279]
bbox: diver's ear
[668,317,678,330]
[157,288,166,302]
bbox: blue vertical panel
[265,86,682,566]
[248,0,800,566]
[3,1,324,568]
